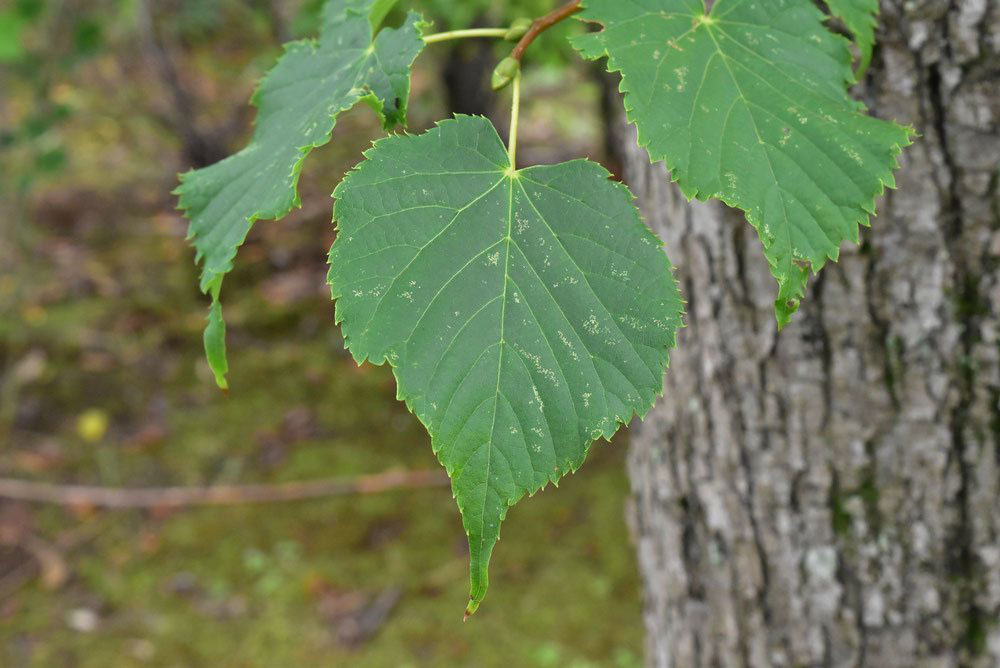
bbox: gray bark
[622,2,1000,666]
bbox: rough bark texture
[622,2,1000,666]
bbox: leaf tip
[775,299,799,330]
[464,599,480,621]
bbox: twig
[0,470,450,509]
[511,0,582,62]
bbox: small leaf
[825,0,878,76]
[573,0,913,326]
[366,0,397,31]
[175,0,426,386]
[329,115,683,611]
[203,279,229,391]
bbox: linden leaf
[175,0,426,387]
[826,0,878,75]
[328,115,683,613]
[572,0,912,327]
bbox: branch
[0,469,450,509]
[511,0,582,62]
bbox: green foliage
[572,0,912,326]
[175,0,426,388]
[328,116,682,611]
[177,0,911,612]
[0,11,27,62]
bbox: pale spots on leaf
[673,66,688,92]
[513,343,559,387]
[515,211,530,234]
[843,145,864,166]
[556,330,580,361]
[531,385,545,411]
[619,314,648,332]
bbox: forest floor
[1,11,643,664]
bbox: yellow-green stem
[508,71,522,169]
[422,28,509,44]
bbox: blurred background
[0,0,644,665]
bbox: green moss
[955,274,989,321]
[857,472,881,529]
[963,609,995,656]
[882,334,904,407]
[829,480,852,536]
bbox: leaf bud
[504,18,533,42]
[491,57,521,91]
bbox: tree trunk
[621,2,999,666]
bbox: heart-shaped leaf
[329,115,683,612]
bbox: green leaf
[175,0,426,388]
[203,278,229,391]
[826,0,878,76]
[572,0,912,327]
[0,10,26,63]
[367,0,398,31]
[328,115,683,612]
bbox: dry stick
[0,469,450,509]
[511,0,583,62]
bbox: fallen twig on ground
[0,469,450,509]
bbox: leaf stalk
[422,28,510,44]
[508,70,522,169]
